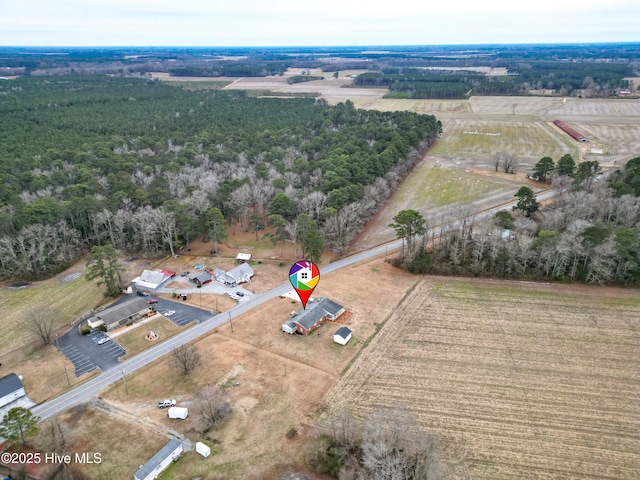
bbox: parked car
[236,291,244,297]
[137,291,149,297]
[158,399,177,409]
[97,336,111,345]
[164,310,176,317]
[148,299,158,304]
[180,271,189,277]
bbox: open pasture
[430,119,576,160]
[351,162,535,249]
[324,277,640,479]
[571,122,640,165]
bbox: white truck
[167,407,188,419]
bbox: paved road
[32,185,565,422]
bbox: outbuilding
[195,442,211,458]
[0,373,26,409]
[333,327,352,346]
[188,271,212,287]
[236,253,252,263]
[134,439,183,480]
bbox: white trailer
[195,441,211,458]
[167,407,188,419]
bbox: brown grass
[116,317,186,360]
[96,257,416,479]
[33,405,167,480]
[325,276,640,479]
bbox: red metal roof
[553,120,588,142]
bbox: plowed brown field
[324,277,640,479]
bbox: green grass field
[0,270,104,355]
[430,120,577,160]
[401,167,515,206]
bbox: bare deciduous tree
[25,309,60,346]
[168,344,201,375]
[194,385,231,431]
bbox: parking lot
[57,295,211,376]
[58,328,127,376]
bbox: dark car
[236,291,245,297]
[136,291,149,297]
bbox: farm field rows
[324,277,640,479]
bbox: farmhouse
[333,327,353,346]
[553,120,589,142]
[188,271,212,287]
[134,438,183,480]
[214,268,237,286]
[86,297,153,331]
[227,263,254,285]
[281,298,345,335]
[0,373,26,409]
[132,269,175,292]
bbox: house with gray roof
[227,263,254,285]
[281,298,346,336]
[87,297,152,331]
[0,373,26,409]
[134,439,183,480]
[188,271,212,287]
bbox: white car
[158,399,176,408]
[97,336,111,345]
[164,310,176,317]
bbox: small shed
[195,442,211,458]
[334,327,352,346]
[0,373,26,409]
[134,439,183,480]
[236,253,252,263]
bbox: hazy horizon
[1,0,638,47]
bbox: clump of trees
[390,156,640,286]
[194,385,231,432]
[308,407,449,479]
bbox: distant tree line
[0,76,441,279]
[354,61,633,98]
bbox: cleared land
[94,257,417,479]
[324,277,640,479]
[430,120,576,160]
[352,161,541,249]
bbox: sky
[1,0,638,47]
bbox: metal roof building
[134,439,183,480]
[0,373,26,409]
[553,120,589,142]
[282,298,345,336]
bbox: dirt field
[95,257,417,479]
[324,276,640,479]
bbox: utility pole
[229,311,234,333]
[63,366,70,387]
[121,369,128,394]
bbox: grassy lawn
[429,120,577,160]
[0,268,104,356]
[401,167,515,206]
[116,317,188,360]
[0,344,98,404]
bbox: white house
[334,327,352,346]
[0,373,26,409]
[134,439,183,480]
